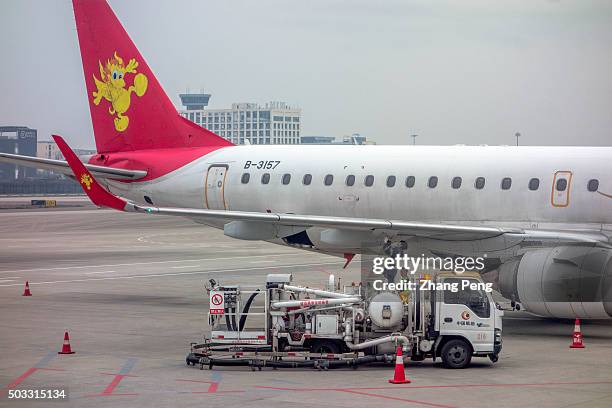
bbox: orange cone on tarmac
[570,318,585,349]
[388,345,411,384]
[58,331,75,354]
[22,281,32,296]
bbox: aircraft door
[551,171,572,207]
[205,165,228,210]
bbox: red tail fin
[73,0,232,153]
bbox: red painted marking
[254,380,612,392]
[102,374,127,395]
[87,374,138,397]
[339,389,455,408]
[190,390,245,394]
[175,379,222,393]
[4,368,37,389]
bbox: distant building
[36,141,96,177]
[0,126,37,180]
[179,94,301,145]
[37,140,64,161]
[301,133,371,145]
[301,136,336,144]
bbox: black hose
[239,289,260,331]
[230,308,238,332]
[224,311,233,331]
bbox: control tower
[179,93,211,110]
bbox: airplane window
[365,175,374,187]
[452,177,462,189]
[405,176,415,188]
[587,179,599,192]
[386,176,396,187]
[475,177,485,190]
[501,177,512,190]
[324,174,334,186]
[346,175,355,186]
[556,178,567,192]
[261,173,270,184]
[528,178,539,191]
[428,176,438,188]
[303,174,312,185]
[241,173,250,184]
[282,173,291,185]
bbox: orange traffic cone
[22,281,32,296]
[569,318,585,349]
[388,345,411,384]
[58,331,75,354]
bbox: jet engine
[494,246,612,319]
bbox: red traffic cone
[388,345,411,384]
[58,331,75,354]
[569,318,585,349]
[22,281,32,296]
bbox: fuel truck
[187,271,503,370]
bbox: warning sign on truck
[210,291,225,315]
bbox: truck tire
[311,340,340,354]
[440,339,472,369]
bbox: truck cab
[430,273,503,368]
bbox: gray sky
[1,0,611,149]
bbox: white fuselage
[108,145,612,236]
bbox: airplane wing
[0,152,147,181]
[52,135,611,246]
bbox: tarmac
[1,206,612,407]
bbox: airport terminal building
[179,93,301,145]
[0,126,37,180]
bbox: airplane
[1,0,611,320]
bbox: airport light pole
[515,132,521,146]
[411,134,418,145]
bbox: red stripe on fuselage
[87,145,229,182]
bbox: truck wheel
[311,340,340,354]
[440,339,472,369]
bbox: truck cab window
[443,277,490,318]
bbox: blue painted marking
[33,351,57,368]
[119,357,138,374]
[211,371,222,383]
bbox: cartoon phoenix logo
[80,174,93,190]
[92,51,148,132]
